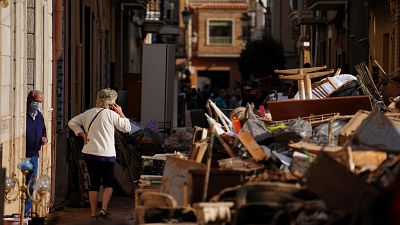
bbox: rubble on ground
[132,65,400,225]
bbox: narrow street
[45,196,134,225]
[3,0,400,224]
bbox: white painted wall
[0,0,53,216]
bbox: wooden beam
[304,73,312,99]
[275,66,327,75]
[279,70,334,80]
[298,80,305,100]
[237,131,268,162]
[289,141,343,154]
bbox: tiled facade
[0,0,53,215]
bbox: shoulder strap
[86,108,105,133]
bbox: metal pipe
[54,0,64,61]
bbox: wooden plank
[288,142,343,154]
[237,131,267,162]
[274,66,327,74]
[268,96,372,121]
[338,110,370,145]
[352,151,387,170]
[279,70,334,80]
[190,140,208,163]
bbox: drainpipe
[54,0,63,61]
[52,0,63,208]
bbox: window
[208,20,233,45]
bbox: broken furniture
[190,169,249,203]
[355,62,383,103]
[135,156,203,224]
[275,66,334,100]
[135,155,167,207]
[161,156,206,206]
[311,74,360,99]
[268,96,372,121]
[235,182,303,225]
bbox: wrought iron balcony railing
[208,36,232,45]
[144,0,166,33]
[146,0,163,21]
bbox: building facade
[290,0,369,74]
[53,0,149,204]
[186,0,248,90]
[270,0,299,69]
[368,0,400,101]
[0,0,54,215]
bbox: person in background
[241,79,267,109]
[197,84,211,109]
[229,88,241,108]
[215,89,228,109]
[68,89,131,223]
[25,90,47,216]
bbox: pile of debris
[134,64,400,225]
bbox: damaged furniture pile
[134,64,400,225]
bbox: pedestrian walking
[25,90,48,216]
[68,88,131,223]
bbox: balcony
[305,0,348,10]
[208,36,232,45]
[143,0,165,33]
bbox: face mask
[30,101,41,112]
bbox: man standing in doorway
[25,90,47,216]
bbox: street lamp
[181,7,192,29]
[240,13,251,43]
[181,7,192,57]
[4,158,51,225]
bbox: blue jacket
[26,111,46,157]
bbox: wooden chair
[275,66,334,100]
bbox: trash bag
[240,118,272,143]
[287,119,312,139]
[164,130,193,152]
[245,103,258,119]
[143,120,160,137]
[312,120,347,145]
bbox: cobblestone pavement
[45,196,135,225]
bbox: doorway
[197,70,230,90]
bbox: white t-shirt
[68,107,131,157]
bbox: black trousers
[84,159,115,192]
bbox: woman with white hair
[68,88,131,222]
